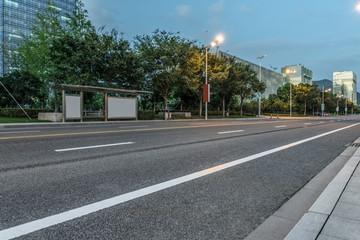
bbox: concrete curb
[285,140,360,240]
[245,138,360,240]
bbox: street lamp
[257,54,266,117]
[356,2,360,12]
[204,33,224,120]
[285,69,296,117]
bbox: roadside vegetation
[0,0,358,122]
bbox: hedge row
[0,108,53,118]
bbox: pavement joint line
[0,120,298,140]
[55,142,134,152]
[0,123,359,240]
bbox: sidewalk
[246,138,360,240]
[285,139,360,240]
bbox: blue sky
[84,0,360,90]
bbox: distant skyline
[84,0,360,91]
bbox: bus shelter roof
[53,84,152,96]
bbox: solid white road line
[218,130,244,134]
[1,123,359,240]
[55,142,134,152]
[0,130,40,134]
[275,125,287,128]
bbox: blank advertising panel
[108,97,136,119]
[65,95,81,119]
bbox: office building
[220,51,284,98]
[1,0,75,76]
[281,64,313,86]
[333,71,357,105]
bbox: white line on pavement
[320,122,325,124]
[1,123,359,240]
[304,123,312,125]
[0,130,40,134]
[275,125,287,128]
[55,142,134,152]
[218,130,244,134]
[118,125,149,129]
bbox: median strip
[55,142,134,152]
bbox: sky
[84,0,360,91]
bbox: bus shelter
[53,84,152,122]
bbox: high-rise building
[333,71,357,105]
[0,0,75,76]
[281,64,313,86]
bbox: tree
[0,70,43,107]
[209,55,232,117]
[235,64,266,116]
[134,29,194,111]
[294,83,318,115]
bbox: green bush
[0,108,53,118]
[138,110,156,120]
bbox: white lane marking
[189,123,207,125]
[218,130,244,134]
[1,123,359,240]
[0,130,40,134]
[55,142,134,152]
[275,125,287,128]
[330,121,334,123]
[319,122,325,124]
[118,125,149,129]
[304,123,312,125]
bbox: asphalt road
[1,116,360,239]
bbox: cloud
[208,1,224,27]
[84,0,117,28]
[239,4,252,14]
[176,5,193,17]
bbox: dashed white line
[319,121,325,124]
[55,142,134,152]
[1,123,359,240]
[304,123,312,125]
[275,125,287,128]
[218,130,244,134]
[0,130,40,134]
[118,125,149,129]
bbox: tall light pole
[204,34,224,120]
[285,69,296,117]
[257,54,266,117]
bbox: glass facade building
[0,0,75,75]
[220,51,285,98]
[333,71,357,105]
[281,64,313,86]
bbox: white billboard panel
[65,95,81,119]
[108,97,136,119]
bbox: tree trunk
[163,94,168,111]
[153,97,156,113]
[54,89,58,113]
[222,96,225,118]
[304,100,307,116]
[240,97,244,117]
[199,92,202,117]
